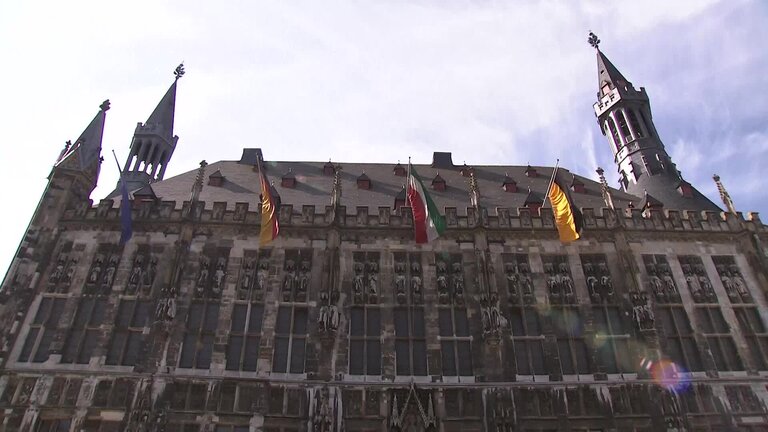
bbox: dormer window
[393,163,406,177]
[678,182,694,198]
[524,188,543,215]
[571,176,586,194]
[525,165,537,178]
[502,174,517,193]
[432,173,446,192]
[323,160,335,176]
[281,168,297,188]
[132,185,157,208]
[357,172,371,190]
[460,164,473,177]
[208,170,225,187]
[394,186,407,210]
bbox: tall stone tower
[0,101,108,354]
[114,64,184,194]
[589,32,719,211]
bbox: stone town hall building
[1,36,768,432]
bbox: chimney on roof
[431,152,453,169]
[240,148,263,165]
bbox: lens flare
[642,358,691,392]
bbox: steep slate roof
[596,50,631,91]
[144,80,178,143]
[115,151,646,213]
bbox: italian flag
[407,165,446,243]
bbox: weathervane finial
[588,31,600,49]
[174,63,185,80]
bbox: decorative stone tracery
[713,256,752,303]
[394,252,422,305]
[643,255,680,303]
[678,255,716,303]
[543,255,575,304]
[503,254,533,304]
[435,253,464,305]
[581,254,614,304]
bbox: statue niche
[503,254,533,305]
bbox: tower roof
[56,100,109,185]
[596,50,631,91]
[144,79,178,142]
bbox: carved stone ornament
[390,385,436,432]
[544,258,575,304]
[480,294,509,339]
[582,256,614,304]
[310,386,342,432]
[504,256,533,305]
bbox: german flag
[257,158,280,245]
[547,168,583,243]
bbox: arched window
[639,110,653,138]
[616,111,632,142]
[628,110,644,138]
[606,118,621,150]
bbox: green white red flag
[407,164,446,243]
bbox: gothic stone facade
[2,190,768,431]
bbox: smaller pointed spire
[596,167,615,210]
[713,174,737,214]
[590,32,633,93]
[190,160,207,202]
[469,171,480,208]
[56,101,109,186]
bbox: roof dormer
[525,165,538,178]
[571,175,585,194]
[357,172,371,190]
[524,188,543,215]
[208,169,225,187]
[323,160,335,176]
[394,185,407,210]
[281,168,297,189]
[393,162,406,177]
[502,173,517,193]
[460,163,473,177]
[432,173,446,192]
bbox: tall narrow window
[734,307,768,370]
[106,299,151,366]
[394,307,427,376]
[639,110,653,137]
[593,305,634,373]
[349,307,382,376]
[18,297,66,363]
[438,307,473,377]
[616,111,632,142]
[226,303,264,371]
[61,297,107,364]
[606,118,621,149]
[627,110,644,138]
[272,306,308,373]
[508,306,546,375]
[553,307,590,375]
[657,306,702,371]
[696,307,743,371]
[179,301,220,369]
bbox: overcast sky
[1,0,766,277]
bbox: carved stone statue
[129,256,143,286]
[102,256,118,288]
[49,258,66,284]
[241,260,255,292]
[88,256,103,284]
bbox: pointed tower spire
[590,32,719,212]
[111,64,184,197]
[55,100,109,188]
[713,174,737,214]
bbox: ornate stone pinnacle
[100,99,111,112]
[588,31,601,49]
[174,63,186,80]
[713,173,736,214]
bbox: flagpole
[111,150,124,176]
[406,157,411,194]
[545,159,560,205]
